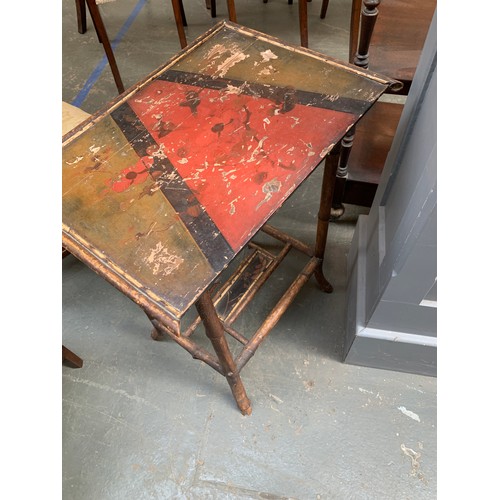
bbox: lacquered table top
[62,22,394,330]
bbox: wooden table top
[62,21,394,332]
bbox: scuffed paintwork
[146,241,184,276]
[62,21,390,319]
[260,49,278,63]
[256,178,282,210]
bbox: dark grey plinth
[343,13,437,376]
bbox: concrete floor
[62,1,437,498]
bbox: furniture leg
[151,327,165,340]
[314,147,340,292]
[86,0,103,42]
[180,0,187,26]
[75,0,87,34]
[207,0,216,17]
[354,0,380,69]
[85,0,125,93]
[171,0,188,48]
[320,0,329,19]
[331,128,355,219]
[227,0,237,23]
[196,291,252,415]
[62,345,84,368]
[299,0,308,47]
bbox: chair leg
[86,0,103,42]
[75,0,87,34]
[226,0,237,22]
[196,291,252,415]
[62,345,84,368]
[180,0,187,26]
[85,0,125,93]
[299,0,308,48]
[171,0,188,48]
[320,0,329,19]
[204,0,217,17]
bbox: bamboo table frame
[63,22,397,414]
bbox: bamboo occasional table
[62,21,398,415]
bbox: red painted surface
[129,80,355,250]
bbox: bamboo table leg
[314,146,340,292]
[195,291,252,415]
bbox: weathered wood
[222,323,249,345]
[196,291,252,415]
[223,243,293,326]
[235,257,320,371]
[261,225,313,257]
[62,21,393,413]
[149,316,224,375]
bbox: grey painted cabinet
[343,13,437,376]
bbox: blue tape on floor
[71,0,148,108]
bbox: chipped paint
[63,21,390,326]
[256,178,282,210]
[146,242,184,276]
[214,47,250,78]
[65,156,84,165]
[260,49,278,63]
[320,145,333,157]
[225,84,243,95]
[258,65,277,77]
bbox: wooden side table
[62,21,398,414]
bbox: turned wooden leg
[227,0,237,22]
[299,0,308,48]
[354,0,380,69]
[171,0,188,48]
[62,345,84,368]
[196,291,252,415]
[331,128,355,220]
[86,0,125,93]
[314,146,340,292]
[180,0,187,26]
[205,0,216,17]
[75,0,87,34]
[320,0,329,19]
